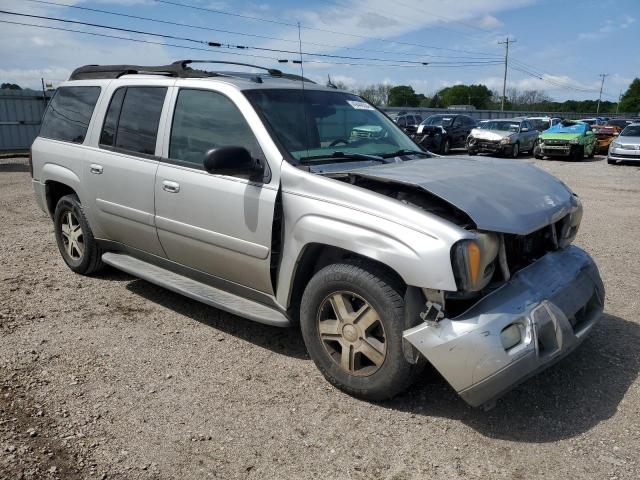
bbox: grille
[611,152,640,159]
[477,140,500,147]
[503,217,568,273]
[544,139,569,146]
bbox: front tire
[511,142,520,158]
[571,145,584,161]
[54,194,104,275]
[441,138,451,155]
[300,261,421,401]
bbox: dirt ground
[1,154,639,480]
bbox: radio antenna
[297,21,310,161]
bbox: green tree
[437,84,492,109]
[1,83,22,90]
[619,78,640,113]
[388,85,420,107]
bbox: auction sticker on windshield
[347,100,375,110]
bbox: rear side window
[39,86,101,144]
[100,87,167,156]
[168,89,261,166]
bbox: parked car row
[401,112,639,163]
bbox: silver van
[31,61,604,408]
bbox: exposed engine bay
[326,167,582,317]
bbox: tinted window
[169,89,261,166]
[397,117,407,127]
[115,87,167,155]
[99,88,125,147]
[39,86,101,143]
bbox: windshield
[478,120,520,132]
[529,119,550,131]
[420,115,454,127]
[244,89,418,162]
[546,121,588,135]
[621,125,640,136]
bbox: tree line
[335,78,640,114]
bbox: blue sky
[1,0,638,102]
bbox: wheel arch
[285,243,406,322]
[42,163,82,217]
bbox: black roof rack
[69,59,315,83]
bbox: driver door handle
[89,164,103,175]
[162,180,180,193]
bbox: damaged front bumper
[403,245,604,408]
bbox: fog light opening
[500,323,522,350]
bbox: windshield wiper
[298,151,386,164]
[379,149,430,159]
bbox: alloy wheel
[60,210,84,260]
[317,291,387,376]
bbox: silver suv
[31,61,604,408]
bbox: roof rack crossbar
[69,59,315,83]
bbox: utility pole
[616,89,622,114]
[498,37,516,111]
[596,73,609,115]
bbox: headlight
[611,141,621,148]
[569,138,580,144]
[451,233,499,292]
[500,136,512,145]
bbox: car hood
[540,132,581,140]
[348,157,577,235]
[469,128,512,141]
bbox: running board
[101,252,290,327]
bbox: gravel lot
[1,154,639,480]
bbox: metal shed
[0,89,53,153]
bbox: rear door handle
[90,164,103,175]
[162,180,180,193]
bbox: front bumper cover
[403,246,604,408]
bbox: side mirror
[203,146,264,181]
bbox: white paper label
[347,100,375,110]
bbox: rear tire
[54,194,104,275]
[300,261,422,401]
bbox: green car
[535,120,597,161]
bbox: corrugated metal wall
[0,90,52,152]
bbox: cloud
[479,14,503,29]
[578,14,635,40]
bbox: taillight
[28,148,33,178]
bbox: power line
[0,9,506,67]
[23,0,499,61]
[152,0,504,58]
[0,19,283,61]
[508,63,616,98]
[0,18,492,72]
